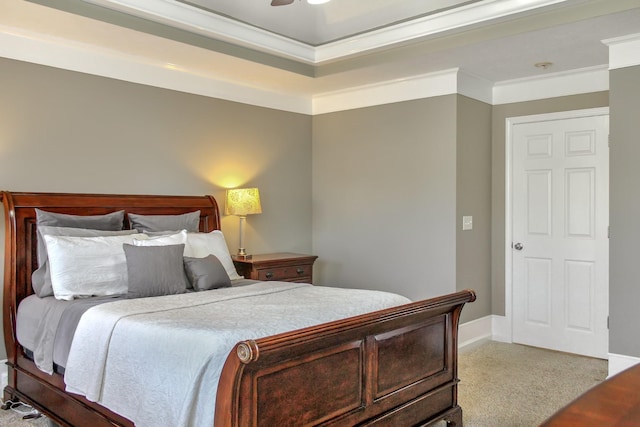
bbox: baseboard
[459,316,493,349]
[490,315,511,343]
[459,315,514,350]
[0,359,6,392]
[608,353,640,378]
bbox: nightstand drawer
[257,265,312,281]
[232,253,318,284]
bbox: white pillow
[44,234,143,300]
[133,230,193,256]
[32,226,139,298]
[186,231,241,280]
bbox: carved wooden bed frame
[2,191,475,427]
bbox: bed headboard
[1,191,221,361]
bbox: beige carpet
[0,341,608,426]
[459,341,608,426]
[0,402,50,427]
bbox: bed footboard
[215,289,475,427]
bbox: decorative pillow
[132,230,193,288]
[44,234,140,300]
[186,231,241,280]
[183,255,231,291]
[32,226,139,297]
[128,211,200,233]
[123,244,188,298]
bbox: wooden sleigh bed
[1,191,475,427]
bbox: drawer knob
[265,272,274,279]
[296,268,304,275]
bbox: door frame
[504,107,610,343]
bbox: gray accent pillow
[128,211,201,233]
[32,225,139,297]
[183,255,231,291]
[123,244,188,298]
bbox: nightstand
[232,252,318,284]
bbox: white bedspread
[64,282,410,427]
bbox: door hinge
[608,225,610,239]
[607,316,610,329]
[608,135,610,147]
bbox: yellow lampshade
[225,188,262,216]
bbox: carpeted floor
[458,341,608,426]
[0,402,50,427]
[0,340,608,426]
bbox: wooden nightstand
[232,252,318,284]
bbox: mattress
[16,278,260,374]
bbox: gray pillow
[36,209,125,232]
[32,227,139,297]
[123,244,189,298]
[127,211,200,233]
[183,255,231,291]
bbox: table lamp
[225,187,262,259]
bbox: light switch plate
[462,216,473,231]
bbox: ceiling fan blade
[271,0,294,5]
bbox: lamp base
[236,249,252,260]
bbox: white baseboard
[459,316,493,349]
[0,359,6,392]
[608,353,640,378]
[490,315,511,343]
[459,315,513,350]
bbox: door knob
[514,242,524,251]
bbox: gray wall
[0,57,313,359]
[4,54,619,362]
[312,94,494,323]
[609,65,640,357]
[456,96,492,323]
[490,92,609,315]
[312,96,458,301]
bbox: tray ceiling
[6,0,640,107]
[179,0,480,46]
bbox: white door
[511,113,609,359]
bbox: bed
[1,191,476,427]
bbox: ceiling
[4,0,640,100]
[179,0,480,46]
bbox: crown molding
[458,71,494,105]
[312,69,494,114]
[492,65,609,105]
[83,0,575,64]
[0,23,611,115]
[84,0,316,63]
[603,33,640,70]
[0,25,312,114]
[312,69,459,115]
[314,0,571,63]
